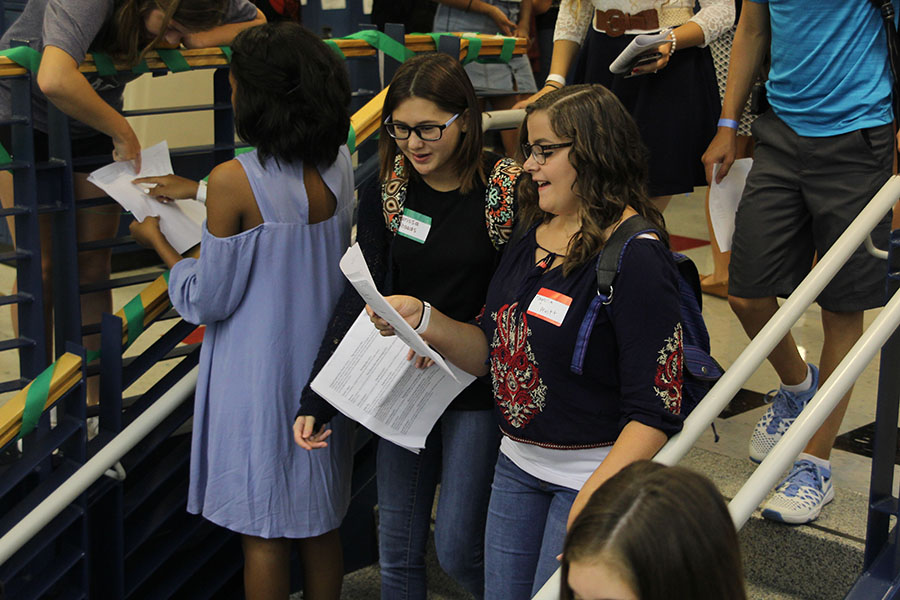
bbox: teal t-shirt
[750,0,895,136]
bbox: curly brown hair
[516,84,668,276]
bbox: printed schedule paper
[87,141,205,254]
[310,243,476,451]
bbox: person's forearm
[439,0,495,15]
[546,39,579,82]
[37,48,131,141]
[567,421,667,527]
[720,3,770,122]
[184,9,266,47]
[420,307,491,377]
[518,0,533,28]
[668,21,704,51]
[151,234,184,269]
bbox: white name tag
[398,209,432,244]
[526,287,573,327]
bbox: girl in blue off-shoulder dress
[129,22,354,600]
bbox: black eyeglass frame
[383,113,461,141]
[521,141,574,165]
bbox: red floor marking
[670,234,709,252]
[182,326,205,345]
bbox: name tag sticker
[398,208,432,244]
[526,288,573,327]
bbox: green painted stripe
[18,361,56,439]
[123,293,146,348]
[155,49,191,73]
[344,30,413,63]
[90,52,117,77]
[0,46,42,73]
[324,39,345,59]
[347,125,357,153]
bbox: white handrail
[0,366,199,566]
[482,109,526,132]
[729,288,900,529]
[656,174,900,465]
[533,176,900,600]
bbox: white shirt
[553,0,735,46]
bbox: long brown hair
[378,53,484,194]
[561,461,747,600]
[95,0,228,66]
[517,84,668,276]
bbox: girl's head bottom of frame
[562,461,747,600]
[229,21,351,168]
[517,84,668,276]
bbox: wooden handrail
[0,34,526,77]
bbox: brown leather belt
[594,8,660,37]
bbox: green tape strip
[218,46,232,63]
[324,39,345,59]
[344,30,413,63]
[477,37,515,64]
[155,49,191,73]
[462,36,483,65]
[123,293,146,348]
[0,143,11,166]
[90,52,117,77]
[18,361,56,439]
[347,125,356,153]
[132,58,150,74]
[163,270,171,284]
[86,350,101,363]
[0,46,42,73]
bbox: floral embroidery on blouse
[490,303,549,428]
[654,322,684,414]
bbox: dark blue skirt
[574,28,720,197]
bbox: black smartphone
[623,52,662,77]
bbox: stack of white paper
[87,141,206,254]
[311,244,476,452]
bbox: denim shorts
[729,110,893,312]
[432,1,538,95]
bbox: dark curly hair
[230,22,351,167]
[562,461,747,600]
[378,52,484,194]
[517,84,668,276]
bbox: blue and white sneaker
[762,454,834,524]
[749,364,819,463]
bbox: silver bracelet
[415,301,432,334]
[196,179,208,204]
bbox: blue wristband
[717,118,739,130]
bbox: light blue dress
[169,147,355,539]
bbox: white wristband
[415,301,432,334]
[196,179,208,204]
[545,73,566,87]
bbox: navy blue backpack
[570,215,723,418]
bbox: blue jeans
[377,409,499,600]
[484,453,578,600]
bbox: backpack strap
[383,153,408,234]
[571,215,658,375]
[484,157,522,250]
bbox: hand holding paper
[709,158,753,252]
[87,141,206,254]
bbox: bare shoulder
[206,159,259,237]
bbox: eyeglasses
[521,141,574,165]
[383,113,460,141]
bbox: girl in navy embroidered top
[369,84,686,599]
